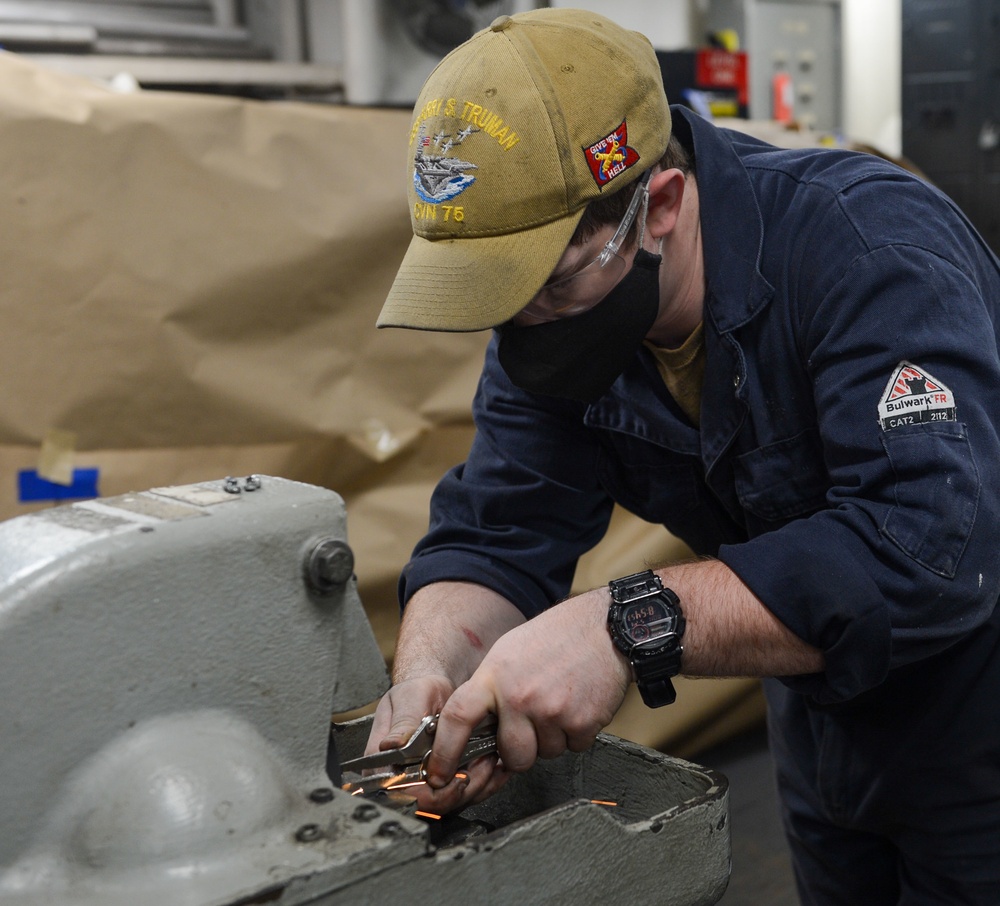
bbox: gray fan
[394,0,520,57]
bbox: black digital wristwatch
[608,569,685,708]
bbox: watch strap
[609,569,665,602]
[637,676,677,708]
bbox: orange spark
[385,779,428,791]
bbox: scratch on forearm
[462,626,484,651]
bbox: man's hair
[571,134,694,246]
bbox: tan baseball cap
[377,8,671,332]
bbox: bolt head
[305,539,355,594]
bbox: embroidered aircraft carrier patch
[878,361,956,431]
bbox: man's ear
[646,168,687,240]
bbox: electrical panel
[705,0,842,132]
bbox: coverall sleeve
[398,334,616,618]
[720,190,1000,704]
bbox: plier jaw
[339,714,438,796]
[339,713,499,796]
[341,763,430,796]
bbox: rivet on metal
[295,823,323,843]
[243,474,262,492]
[222,476,241,494]
[309,787,334,803]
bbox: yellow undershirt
[643,321,706,427]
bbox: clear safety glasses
[518,171,651,324]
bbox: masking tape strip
[37,428,77,485]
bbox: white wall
[548,0,697,49]
[842,0,901,155]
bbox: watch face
[621,598,675,646]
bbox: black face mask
[496,248,662,403]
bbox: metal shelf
[21,52,343,91]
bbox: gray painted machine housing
[0,477,730,905]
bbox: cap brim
[377,209,585,332]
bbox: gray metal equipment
[0,476,730,905]
[706,0,843,132]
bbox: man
[371,8,1000,903]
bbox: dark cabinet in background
[902,0,1000,254]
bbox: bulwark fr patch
[878,361,957,431]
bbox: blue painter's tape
[18,468,100,503]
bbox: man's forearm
[393,581,526,686]
[656,559,824,677]
[397,562,823,687]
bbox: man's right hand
[361,581,526,812]
[363,674,511,811]
[363,674,454,758]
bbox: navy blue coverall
[398,107,1000,903]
